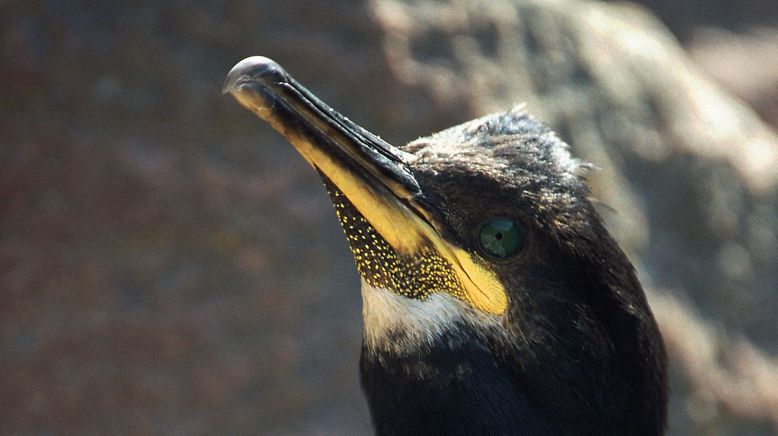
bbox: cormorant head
[224,57,667,434]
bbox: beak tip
[222,56,285,95]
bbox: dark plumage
[224,57,667,435]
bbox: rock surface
[2,0,777,434]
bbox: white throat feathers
[360,279,503,357]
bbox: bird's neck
[360,330,545,435]
[359,283,527,434]
[357,282,653,435]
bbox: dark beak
[223,56,420,202]
[223,56,437,254]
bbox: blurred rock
[688,28,778,129]
[1,0,777,435]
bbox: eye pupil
[478,218,525,259]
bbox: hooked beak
[223,56,428,252]
[224,56,507,315]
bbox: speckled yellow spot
[322,177,507,314]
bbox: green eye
[478,218,526,259]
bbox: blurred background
[2,0,778,434]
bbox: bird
[223,56,668,435]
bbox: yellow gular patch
[323,178,507,315]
